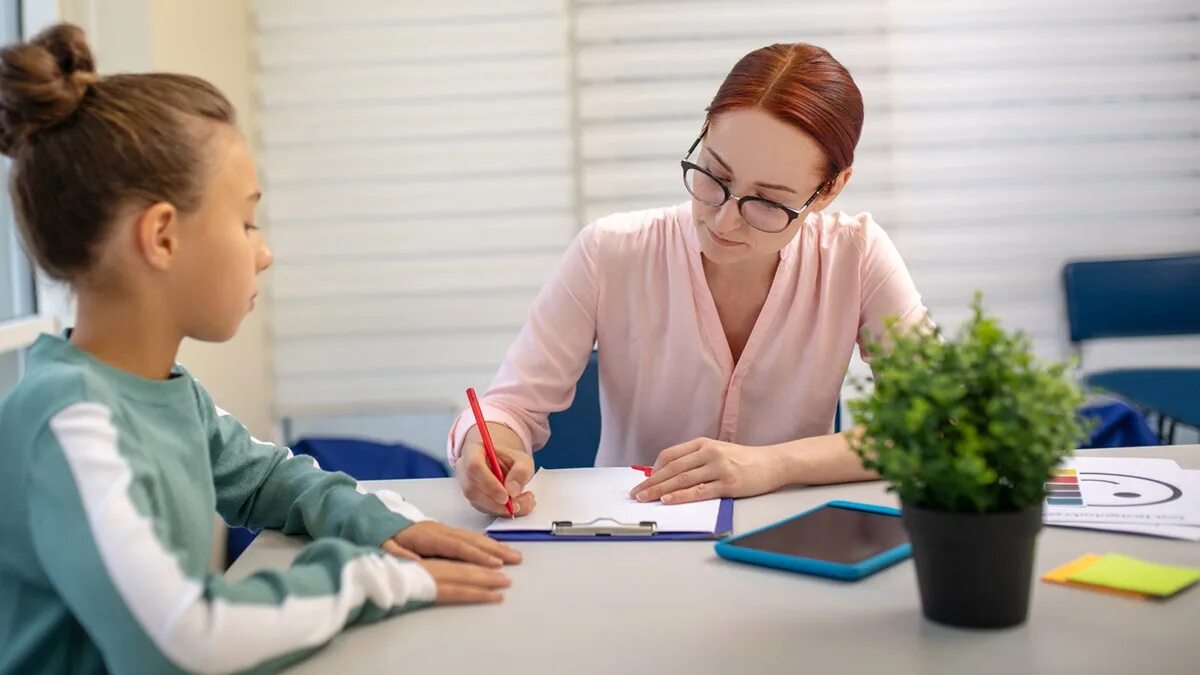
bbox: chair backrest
[291,437,450,480]
[1062,252,1200,344]
[535,350,602,469]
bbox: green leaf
[847,292,1088,513]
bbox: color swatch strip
[1046,469,1083,506]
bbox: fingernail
[661,494,673,504]
[513,502,521,514]
[635,491,648,502]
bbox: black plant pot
[901,502,1043,629]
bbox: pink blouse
[448,202,927,467]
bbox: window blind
[254,0,577,416]
[256,0,1200,419]
[572,0,1200,380]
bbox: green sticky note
[1067,554,1200,597]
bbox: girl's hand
[383,521,522,567]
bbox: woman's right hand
[421,559,511,605]
[455,422,536,516]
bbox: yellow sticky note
[1067,554,1200,598]
[1042,554,1147,600]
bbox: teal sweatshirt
[0,334,436,674]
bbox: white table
[229,447,1200,674]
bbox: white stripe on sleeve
[49,402,436,674]
[357,484,430,523]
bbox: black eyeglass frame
[680,127,825,234]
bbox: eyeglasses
[680,129,824,234]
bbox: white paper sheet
[1043,458,1200,528]
[486,467,722,534]
[1046,521,1200,542]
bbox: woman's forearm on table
[777,428,878,487]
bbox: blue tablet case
[714,500,911,580]
[488,497,734,541]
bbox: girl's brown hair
[0,23,235,281]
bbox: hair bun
[0,23,97,155]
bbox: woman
[451,43,929,516]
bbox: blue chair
[226,438,449,565]
[286,437,450,481]
[532,350,845,469]
[1062,252,1200,442]
[535,351,602,469]
[1078,401,1160,449]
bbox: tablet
[714,500,911,580]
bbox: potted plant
[849,294,1088,628]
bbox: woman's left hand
[629,437,786,505]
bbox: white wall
[55,0,276,441]
[147,0,275,442]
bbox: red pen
[632,465,654,477]
[466,387,515,518]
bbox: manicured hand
[629,437,785,504]
[382,521,522,567]
[456,422,536,516]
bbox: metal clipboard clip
[550,518,658,537]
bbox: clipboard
[483,467,735,541]
[488,498,734,541]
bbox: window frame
[0,0,63,368]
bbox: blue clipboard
[488,498,734,541]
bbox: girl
[0,24,518,674]
[453,43,931,515]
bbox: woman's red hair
[707,43,864,182]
